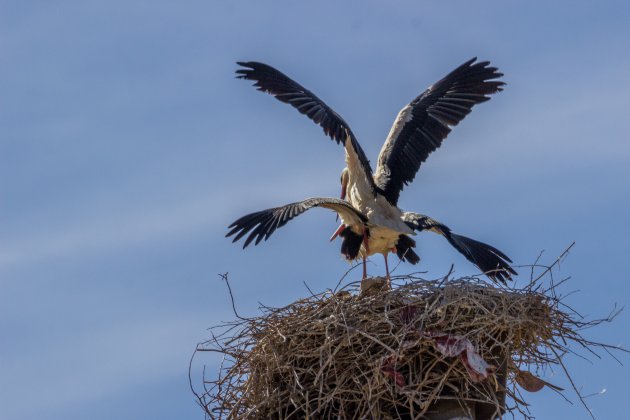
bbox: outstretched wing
[236,61,376,194]
[403,212,516,284]
[374,58,505,205]
[227,197,367,248]
[237,61,355,145]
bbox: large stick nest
[192,267,624,419]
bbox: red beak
[329,224,346,242]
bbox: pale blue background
[2,1,629,419]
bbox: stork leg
[362,230,370,280]
[384,253,391,288]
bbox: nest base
[193,273,622,419]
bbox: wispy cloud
[0,314,201,420]
[0,169,339,271]
[0,197,215,270]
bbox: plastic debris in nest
[423,332,495,383]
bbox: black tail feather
[339,227,363,261]
[396,235,420,265]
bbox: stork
[235,58,516,284]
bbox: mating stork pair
[226,58,516,284]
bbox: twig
[219,272,249,321]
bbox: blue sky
[1,1,629,419]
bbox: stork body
[234,58,517,284]
[335,139,414,277]
[343,140,413,236]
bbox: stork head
[339,167,349,200]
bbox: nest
[192,268,624,419]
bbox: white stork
[235,58,516,284]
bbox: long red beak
[329,224,346,242]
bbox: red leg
[361,230,370,279]
[384,253,390,279]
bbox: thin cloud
[0,314,200,419]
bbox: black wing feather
[236,61,353,144]
[403,212,516,284]
[375,58,505,205]
[236,61,376,192]
[227,197,367,249]
[445,233,517,285]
